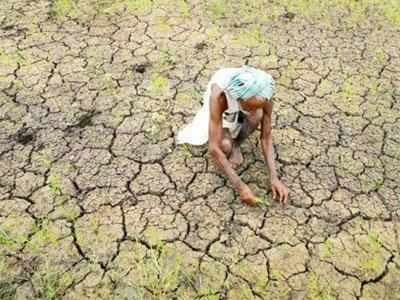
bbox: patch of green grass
[179,144,192,158]
[0,228,14,247]
[49,0,76,18]
[130,242,183,298]
[233,1,270,24]
[178,0,190,17]
[0,222,29,253]
[306,272,335,300]
[322,239,334,258]
[0,49,25,66]
[367,232,383,250]
[280,0,400,26]
[232,25,267,49]
[26,220,59,254]
[48,174,62,195]
[102,73,118,96]
[0,280,17,300]
[32,264,74,300]
[341,76,355,99]
[373,48,387,66]
[149,73,169,95]
[358,232,386,277]
[360,256,382,275]
[93,0,116,14]
[235,260,270,297]
[158,47,177,69]
[208,0,227,20]
[125,0,153,14]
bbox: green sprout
[48,174,62,195]
[208,0,227,20]
[253,196,269,208]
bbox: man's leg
[229,108,263,169]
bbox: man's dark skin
[208,83,289,206]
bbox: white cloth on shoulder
[176,67,249,145]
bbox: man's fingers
[282,189,288,204]
[279,188,284,203]
[272,186,277,200]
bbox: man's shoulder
[209,86,228,116]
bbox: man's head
[225,66,275,103]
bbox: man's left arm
[260,101,289,204]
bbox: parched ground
[1,0,400,299]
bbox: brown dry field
[0,0,400,299]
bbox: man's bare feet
[229,144,243,169]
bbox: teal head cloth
[225,66,275,101]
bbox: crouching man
[177,66,289,205]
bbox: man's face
[239,96,266,111]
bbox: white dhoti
[176,68,246,145]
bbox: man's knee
[247,109,263,127]
[221,138,232,155]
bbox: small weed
[156,47,177,71]
[374,177,385,191]
[341,76,355,99]
[367,232,383,250]
[131,242,182,298]
[374,48,387,65]
[0,220,28,252]
[0,280,17,300]
[208,0,227,20]
[183,144,192,158]
[178,0,190,17]
[32,263,73,300]
[149,73,169,95]
[253,196,268,208]
[26,220,58,254]
[306,272,335,300]
[0,228,14,246]
[102,73,117,96]
[360,256,381,275]
[322,239,334,258]
[60,205,80,222]
[48,174,62,195]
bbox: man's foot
[229,144,243,169]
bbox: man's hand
[271,178,289,204]
[239,184,257,206]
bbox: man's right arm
[208,84,255,204]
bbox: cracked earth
[1,0,400,299]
